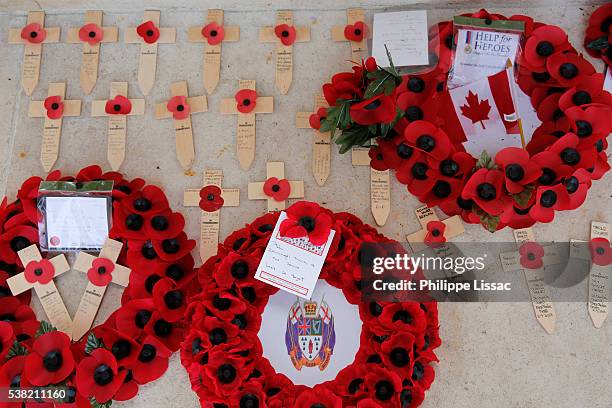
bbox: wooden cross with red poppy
[184,169,240,262]
[351,146,390,226]
[258,10,311,94]
[331,8,370,62]
[296,94,332,186]
[91,81,145,171]
[187,10,240,94]
[28,82,82,173]
[124,10,176,95]
[220,80,274,170]
[8,11,60,95]
[155,81,208,171]
[248,161,304,212]
[406,206,465,251]
[72,238,131,341]
[66,10,118,95]
[6,244,72,334]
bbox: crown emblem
[303,301,317,316]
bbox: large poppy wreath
[0,165,199,407]
[313,8,612,232]
[181,202,440,408]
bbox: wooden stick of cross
[28,82,82,173]
[296,95,331,186]
[259,10,310,95]
[351,146,390,226]
[8,11,60,95]
[155,81,208,171]
[248,161,304,212]
[71,238,131,341]
[331,8,370,62]
[406,206,465,252]
[124,10,176,95]
[66,11,118,95]
[91,81,145,171]
[7,245,72,334]
[184,169,240,262]
[187,9,239,94]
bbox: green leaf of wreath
[90,396,112,408]
[511,184,535,208]
[35,321,57,337]
[475,150,497,170]
[587,36,609,51]
[85,332,105,354]
[6,340,28,360]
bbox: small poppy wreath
[181,201,441,408]
[0,165,199,407]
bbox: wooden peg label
[296,95,331,186]
[588,221,609,328]
[406,206,464,251]
[107,82,128,171]
[370,169,390,226]
[331,8,369,61]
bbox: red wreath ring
[0,165,199,407]
[180,202,440,408]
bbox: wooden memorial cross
[296,94,331,186]
[184,169,240,262]
[7,245,72,334]
[187,10,239,94]
[28,82,82,173]
[248,162,305,212]
[220,80,274,170]
[72,238,131,341]
[124,10,176,95]
[406,206,465,252]
[91,82,145,171]
[352,146,390,226]
[331,8,369,62]
[66,10,118,95]
[8,11,60,95]
[259,10,310,94]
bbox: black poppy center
[457,197,474,210]
[477,183,496,201]
[153,319,172,337]
[416,134,435,152]
[348,378,364,394]
[527,253,536,261]
[514,206,531,215]
[134,197,152,212]
[113,104,121,112]
[88,31,96,38]
[146,30,154,37]
[43,350,63,372]
[440,159,459,176]
[407,77,425,93]
[232,237,247,251]
[134,309,152,328]
[213,295,232,311]
[93,364,114,386]
[240,394,259,408]
[390,347,410,367]
[559,63,578,79]
[433,180,451,198]
[392,310,412,324]
[126,213,144,231]
[396,143,413,159]
[271,184,280,192]
[231,260,249,280]
[34,268,43,276]
[231,314,247,329]
[596,247,605,255]
[505,164,525,181]
[10,236,30,252]
[354,28,362,36]
[217,364,237,384]
[111,339,132,361]
[209,328,227,345]
[375,380,394,401]
[595,139,604,152]
[404,106,423,122]
[141,241,157,260]
[298,216,316,233]
[532,71,551,83]
[572,90,591,106]
[162,238,180,254]
[166,264,185,281]
[281,30,289,37]
[242,99,251,106]
[411,162,428,180]
[412,361,425,380]
[565,176,579,193]
[51,102,59,110]
[97,266,106,275]
[561,148,580,165]
[210,30,218,37]
[575,120,592,138]
[164,290,183,310]
[540,190,557,208]
[177,104,184,112]
[364,99,382,110]
[138,344,157,363]
[535,40,554,57]
[431,228,441,237]
[144,274,161,293]
[539,168,556,185]
[151,215,169,231]
[369,301,383,317]
[241,287,256,303]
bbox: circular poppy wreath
[313,8,612,232]
[180,201,441,408]
[0,165,199,407]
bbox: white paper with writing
[372,10,429,67]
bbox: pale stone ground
[0,1,610,407]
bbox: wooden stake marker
[220,80,274,170]
[259,11,310,94]
[248,161,304,212]
[8,11,60,95]
[331,8,370,62]
[72,238,131,341]
[92,82,145,171]
[352,146,390,226]
[7,245,72,334]
[28,82,82,173]
[406,206,464,252]
[124,10,176,95]
[187,10,239,94]
[296,94,331,186]
[184,169,240,262]
[66,10,118,95]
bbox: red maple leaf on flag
[460,90,491,129]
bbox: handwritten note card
[372,10,429,67]
[255,212,335,299]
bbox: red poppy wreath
[181,201,441,408]
[0,165,199,407]
[313,8,612,232]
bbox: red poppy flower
[499,201,536,230]
[0,322,14,361]
[531,150,573,185]
[404,120,452,161]
[424,220,446,247]
[115,298,155,337]
[0,225,39,266]
[547,133,597,170]
[202,349,249,396]
[235,89,257,114]
[461,168,508,216]
[143,311,184,352]
[396,153,436,196]
[105,95,132,115]
[519,241,545,269]
[398,69,444,103]
[136,20,160,44]
[365,56,377,72]
[369,145,390,171]
[591,151,611,180]
[20,22,46,44]
[142,210,186,241]
[0,297,36,325]
[76,348,126,403]
[379,303,427,334]
[529,184,569,223]
[526,120,571,155]
[344,21,367,42]
[523,25,570,69]
[79,23,104,45]
[131,335,171,383]
[396,91,439,126]
[350,94,396,125]
[589,238,612,266]
[95,326,140,367]
[23,258,55,285]
[201,22,225,45]
[584,4,612,62]
[309,107,327,130]
[24,331,74,386]
[364,366,402,404]
[411,353,437,391]
[322,69,364,106]
[495,147,542,194]
[565,105,611,148]
[279,201,333,246]
[44,95,64,120]
[374,134,418,170]
[151,231,196,263]
[419,175,463,208]
[535,92,564,123]
[124,185,169,215]
[87,257,115,287]
[214,252,259,289]
[430,150,476,179]
[249,212,280,239]
[274,24,296,46]
[152,278,186,322]
[196,185,224,214]
[558,73,612,111]
[546,53,595,87]
[0,355,27,405]
[166,95,190,120]
[263,177,291,202]
[439,197,481,225]
[562,168,592,210]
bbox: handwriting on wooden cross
[72,238,131,341]
[352,146,390,226]
[296,95,331,186]
[7,245,72,334]
[259,10,310,94]
[248,161,305,212]
[406,206,465,252]
[155,81,207,171]
[220,80,274,170]
[184,169,240,262]
[28,82,82,173]
[124,10,176,95]
[187,9,239,94]
[331,8,370,62]
[91,82,145,171]
[66,10,118,95]
[8,11,60,95]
